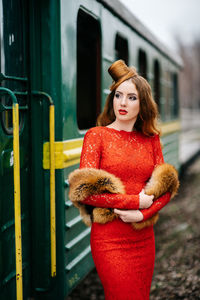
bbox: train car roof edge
[97,0,183,69]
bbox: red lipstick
[119,109,128,115]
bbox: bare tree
[176,37,200,110]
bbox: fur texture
[68,168,125,226]
[133,163,179,230]
[68,164,179,229]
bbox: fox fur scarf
[68,163,179,230]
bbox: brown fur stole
[68,164,179,229]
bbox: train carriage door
[0,0,32,299]
[62,7,102,295]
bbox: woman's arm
[140,192,171,220]
[139,134,171,221]
[81,188,153,209]
[82,193,140,209]
[114,192,170,223]
[114,135,171,222]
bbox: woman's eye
[115,93,120,99]
[129,96,137,101]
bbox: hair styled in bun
[97,60,160,136]
[108,60,137,91]
[108,59,137,81]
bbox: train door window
[138,49,148,80]
[153,60,161,112]
[76,9,101,130]
[172,73,179,118]
[115,34,129,64]
[0,0,27,134]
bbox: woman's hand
[114,209,144,223]
[139,189,154,209]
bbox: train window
[171,73,179,118]
[138,49,148,80]
[164,70,170,120]
[115,34,129,64]
[153,60,161,112]
[0,0,27,134]
[76,9,101,130]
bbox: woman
[72,60,173,299]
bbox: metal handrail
[0,87,23,300]
[0,72,28,83]
[32,90,56,277]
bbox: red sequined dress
[80,126,171,300]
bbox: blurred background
[120,0,200,165]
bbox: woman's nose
[120,96,127,106]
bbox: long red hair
[97,60,160,136]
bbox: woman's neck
[107,119,136,132]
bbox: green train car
[0,0,182,299]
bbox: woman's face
[113,79,140,124]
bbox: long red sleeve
[141,192,171,220]
[140,134,171,221]
[82,194,139,209]
[79,128,139,209]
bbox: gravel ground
[67,157,200,300]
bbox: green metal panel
[29,0,66,299]
[0,1,31,299]
[162,132,180,170]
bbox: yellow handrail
[49,104,56,277]
[13,103,23,300]
[32,91,56,277]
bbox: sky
[119,0,200,52]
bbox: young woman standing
[70,60,176,299]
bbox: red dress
[80,126,170,300]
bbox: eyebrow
[116,90,138,96]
